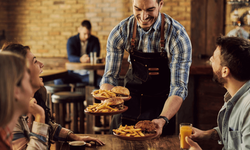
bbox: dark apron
[110,14,175,135]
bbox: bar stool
[44,84,72,114]
[72,82,88,93]
[52,92,85,133]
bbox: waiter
[100,0,192,136]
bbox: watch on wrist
[157,116,169,124]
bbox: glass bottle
[247,10,250,25]
[232,9,239,26]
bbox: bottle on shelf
[247,10,250,25]
[232,8,239,26]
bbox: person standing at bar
[54,20,102,87]
[100,0,192,136]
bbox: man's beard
[212,69,226,87]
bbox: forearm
[68,132,80,141]
[68,54,81,62]
[203,129,219,141]
[160,95,183,120]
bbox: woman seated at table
[2,43,105,149]
[0,52,32,150]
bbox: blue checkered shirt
[100,12,192,100]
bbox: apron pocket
[132,60,148,82]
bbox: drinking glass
[180,123,192,150]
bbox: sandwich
[135,120,156,134]
[111,86,130,97]
[104,97,124,110]
[91,89,116,98]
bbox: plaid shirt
[0,126,13,150]
[100,12,192,100]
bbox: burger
[111,86,130,97]
[135,120,156,134]
[104,97,124,110]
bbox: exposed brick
[2,0,191,58]
[41,1,53,6]
[85,12,97,18]
[37,49,49,53]
[49,31,61,36]
[102,7,116,12]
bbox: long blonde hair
[0,51,27,127]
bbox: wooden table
[65,62,105,86]
[40,69,68,82]
[59,134,180,150]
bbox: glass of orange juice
[180,123,192,150]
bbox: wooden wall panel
[191,0,207,58]
[206,0,225,56]
[191,0,225,58]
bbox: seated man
[187,36,250,149]
[54,20,101,87]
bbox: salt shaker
[93,52,97,64]
[90,52,94,64]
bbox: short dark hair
[81,20,92,30]
[216,36,250,81]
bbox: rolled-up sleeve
[27,121,49,150]
[168,27,192,100]
[100,23,125,87]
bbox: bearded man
[186,36,250,150]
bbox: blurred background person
[54,20,102,88]
[2,43,104,149]
[0,51,32,150]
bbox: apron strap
[130,13,166,54]
[160,13,165,53]
[130,18,137,54]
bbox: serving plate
[85,106,128,116]
[113,132,157,141]
[93,95,132,101]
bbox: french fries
[91,89,116,98]
[87,102,119,113]
[113,125,145,137]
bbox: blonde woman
[0,52,32,150]
[2,43,104,150]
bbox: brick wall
[1,0,191,58]
[0,1,8,47]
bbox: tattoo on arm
[210,129,219,141]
